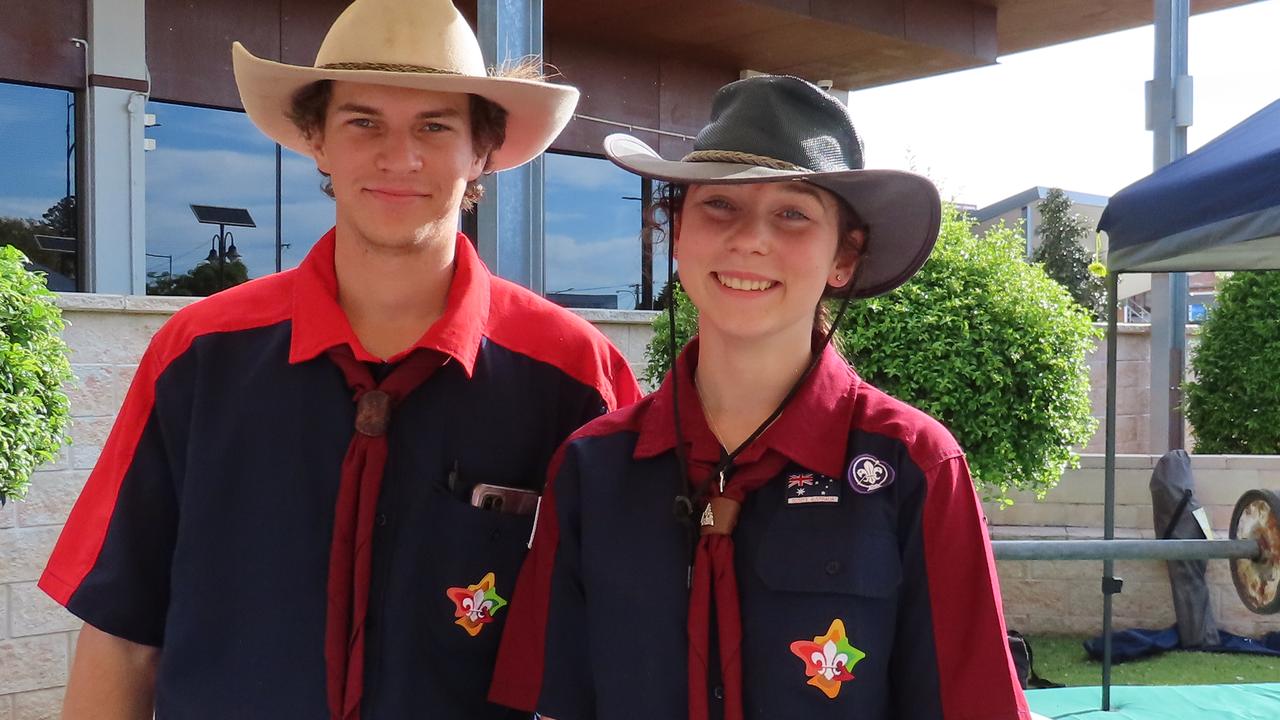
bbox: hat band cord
[681,149,808,173]
[319,61,459,75]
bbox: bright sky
[848,0,1280,209]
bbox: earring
[835,273,844,282]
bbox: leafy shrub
[0,245,73,503]
[643,282,697,387]
[644,205,1100,504]
[1185,271,1280,453]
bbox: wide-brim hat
[232,0,578,172]
[604,75,940,298]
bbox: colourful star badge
[445,572,508,636]
[789,619,866,699]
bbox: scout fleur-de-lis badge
[786,470,839,505]
[789,619,866,699]
[445,572,507,636]
[847,454,895,495]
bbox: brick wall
[987,453,1280,638]
[1,295,175,718]
[1081,323,1198,455]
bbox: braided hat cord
[681,149,808,172]
[319,62,459,75]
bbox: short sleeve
[38,334,187,647]
[891,453,1030,719]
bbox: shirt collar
[289,227,490,375]
[634,336,860,479]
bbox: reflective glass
[145,101,275,295]
[0,82,79,291]
[280,146,335,270]
[544,152,663,310]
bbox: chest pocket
[426,482,536,595]
[754,517,902,600]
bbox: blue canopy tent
[1087,97,1280,706]
[1101,98,1280,272]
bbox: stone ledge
[55,294,663,328]
[1104,322,1155,335]
[55,293,197,315]
[1076,453,1280,471]
[570,308,659,325]
[990,525,1148,540]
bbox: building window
[0,82,79,291]
[144,101,333,296]
[544,152,665,310]
[281,146,336,271]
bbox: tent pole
[1102,271,1120,710]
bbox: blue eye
[704,198,734,210]
[782,209,810,221]
[424,122,448,132]
[349,118,375,129]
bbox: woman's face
[674,181,856,345]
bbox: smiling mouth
[715,272,777,292]
[365,188,427,199]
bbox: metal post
[1023,203,1036,260]
[476,0,546,291]
[85,0,148,294]
[1103,270,1119,710]
[1147,0,1192,452]
[992,539,1260,561]
[275,144,283,273]
[641,176,654,309]
[217,224,227,291]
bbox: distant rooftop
[971,186,1111,224]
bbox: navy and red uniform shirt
[40,229,642,720]
[492,340,1030,719]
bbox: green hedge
[645,205,1100,504]
[0,246,73,503]
[1185,271,1280,454]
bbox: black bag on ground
[1007,630,1064,689]
[1150,449,1220,648]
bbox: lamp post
[190,204,255,293]
[205,224,242,290]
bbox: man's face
[309,81,486,251]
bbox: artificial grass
[1027,635,1280,687]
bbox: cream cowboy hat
[231,0,578,171]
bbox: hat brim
[604,133,941,298]
[232,42,579,172]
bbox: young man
[40,1,640,718]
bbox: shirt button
[713,686,724,700]
[825,560,842,575]
[375,513,388,527]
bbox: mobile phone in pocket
[470,483,540,516]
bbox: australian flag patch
[785,469,840,505]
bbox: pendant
[700,502,715,527]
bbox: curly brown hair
[286,59,546,212]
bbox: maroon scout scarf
[686,449,790,720]
[323,345,447,720]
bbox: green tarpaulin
[1028,683,1280,719]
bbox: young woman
[491,75,1031,720]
